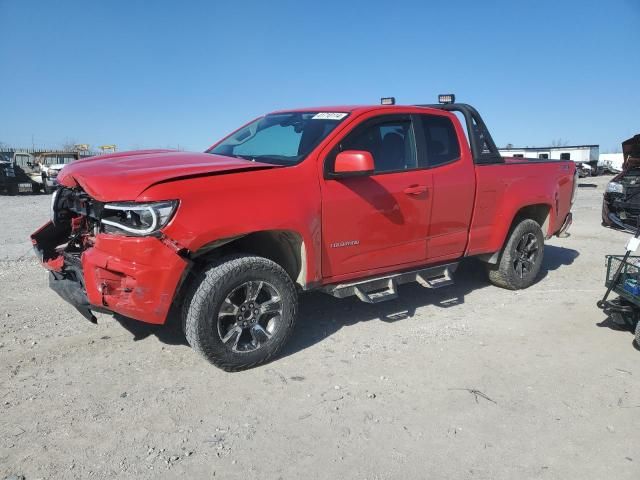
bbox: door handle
[403,185,428,196]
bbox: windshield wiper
[232,154,259,162]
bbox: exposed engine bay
[33,189,96,261]
[603,134,640,231]
[39,187,179,260]
[604,167,640,229]
[29,188,114,322]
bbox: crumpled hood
[622,134,640,171]
[57,149,278,201]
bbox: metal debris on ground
[449,388,497,404]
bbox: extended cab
[32,97,577,370]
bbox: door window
[417,115,461,167]
[339,117,417,173]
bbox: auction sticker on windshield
[312,112,348,120]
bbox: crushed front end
[31,188,188,324]
[603,167,640,231]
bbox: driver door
[320,114,432,279]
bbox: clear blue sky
[1,0,638,152]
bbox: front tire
[184,255,298,371]
[487,219,544,290]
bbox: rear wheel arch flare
[509,203,552,238]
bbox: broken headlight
[101,200,178,236]
[606,181,623,194]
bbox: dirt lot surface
[1,175,639,480]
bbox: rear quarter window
[418,115,460,167]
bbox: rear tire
[487,219,545,290]
[635,321,640,348]
[184,255,298,371]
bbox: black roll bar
[416,103,503,164]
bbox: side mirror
[333,150,374,177]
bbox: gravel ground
[1,175,639,480]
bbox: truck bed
[466,159,575,257]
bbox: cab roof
[269,104,444,115]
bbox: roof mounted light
[380,97,396,105]
[438,94,456,104]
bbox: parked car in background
[1,152,43,194]
[12,151,80,193]
[0,153,18,195]
[35,152,81,193]
[599,153,624,175]
[11,152,39,193]
[576,162,593,178]
[602,134,640,231]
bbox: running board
[322,262,458,304]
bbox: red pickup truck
[32,96,576,370]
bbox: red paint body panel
[466,160,574,256]
[334,151,375,174]
[40,104,575,325]
[424,117,476,263]
[320,170,433,277]
[82,234,188,324]
[142,162,324,284]
[57,150,277,202]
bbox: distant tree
[551,138,570,147]
[505,143,514,149]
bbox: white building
[499,145,599,165]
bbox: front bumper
[602,194,638,232]
[48,254,100,323]
[32,222,189,324]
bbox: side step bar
[322,262,458,304]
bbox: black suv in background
[0,153,18,195]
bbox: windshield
[208,111,349,165]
